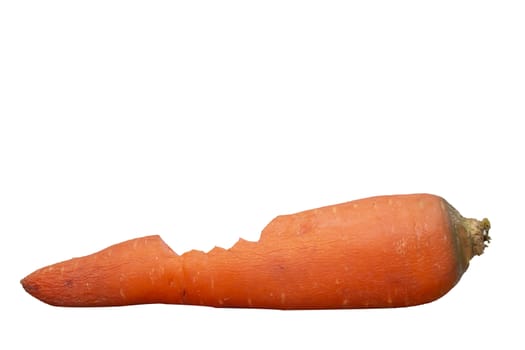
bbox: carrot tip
[21,278,36,294]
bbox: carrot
[21,193,490,309]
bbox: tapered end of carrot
[21,275,42,302]
[21,235,184,307]
[21,260,90,306]
[20,260,80,306]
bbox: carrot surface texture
[21,194,490,309]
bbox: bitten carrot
[21,193,490,309]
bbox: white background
[1,1,524,349]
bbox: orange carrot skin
[21,194,489,308]
[22,236,184,306]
